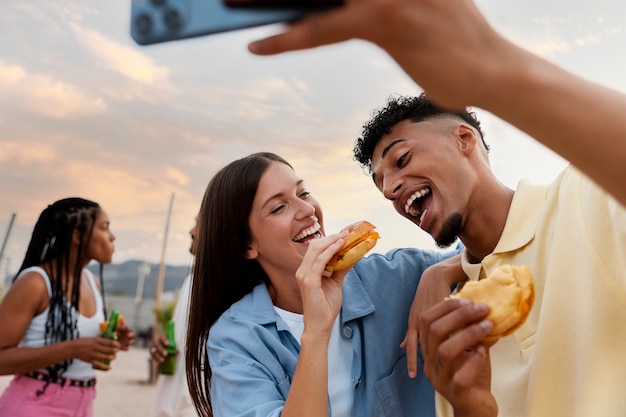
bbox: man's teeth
[293,224,321,242]
[404,188,430,216]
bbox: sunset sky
[1,0,624,278]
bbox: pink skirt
[0,374,96,417]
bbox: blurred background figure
[149,216,199,417]
[0,197,134,417]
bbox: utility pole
[150,193,174,384]
[134,262,151,331]
[0,213,16,269]
[0,213,16,297]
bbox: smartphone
[224,0,341,7]
[130,0,341,46]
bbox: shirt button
[343,326,353,338]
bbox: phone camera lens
[134,13,153,35]
[163,8,183,31]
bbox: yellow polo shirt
[437,165,626,417]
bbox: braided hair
[15,197,100,379]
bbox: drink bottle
[96,309,120,367]
[158,320,178,375]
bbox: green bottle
[97,309,120,367]
[158,320,177,375]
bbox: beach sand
[0,346,159,417]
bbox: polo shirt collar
[493,180,548,254]
[462,180,548,278]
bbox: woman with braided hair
[0,197,134,417]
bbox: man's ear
[245,245,258,260]
[455,124,477,155]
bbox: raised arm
[249,0,626,206]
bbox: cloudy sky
[1,0,624,277]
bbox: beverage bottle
[96,309,120,367]
[158,320,177,375]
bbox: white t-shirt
[274,307,354,417]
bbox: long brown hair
[186,152,292,417]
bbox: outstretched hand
[248,0,509,111]
[247,0,626,210]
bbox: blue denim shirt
[208,247,459,417]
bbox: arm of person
[208,290,340,417]
[248,0,626,207]
[210,339,332,417]
[208,233,347,417]
[403,253,467,378]
[0,271,121,375]
[283,233,349,416]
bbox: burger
[325,220,379,272]
[449,264,535,342]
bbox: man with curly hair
[351,92,626,417]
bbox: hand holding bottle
[63,336,120,371]
[94,309,121,369]
[149,334,170,363]
[116,324,136,351]
[158,320,178,375]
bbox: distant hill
[87,260,191,297]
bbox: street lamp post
[134,262,151,331]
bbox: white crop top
[17,266,105,379]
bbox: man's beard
[435,212,462,249]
